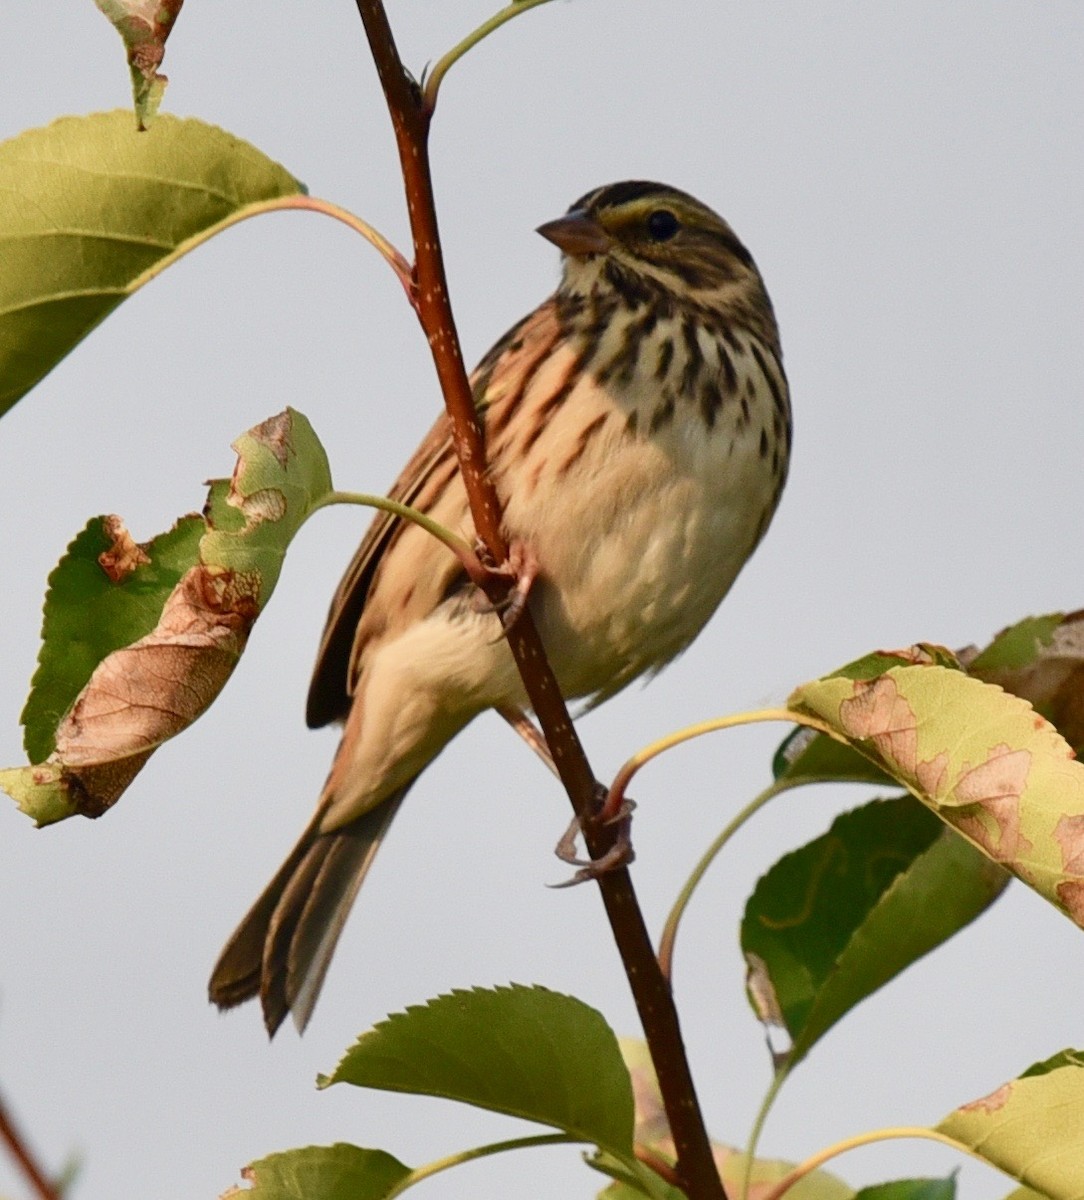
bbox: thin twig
[0,1086,62,1200]
[351,3,725,1196]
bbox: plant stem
[658,779,789,982]
[352,3,725,1195]
[0,1086,61,1200]
[740,1066,789,1200]
[387,1133,576,1198]
[603,709,842,823]
[127,194,415,306]
[758,1126,968,1200]
[314,489,484,580]
[422,0,559,112]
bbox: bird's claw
[470,539,539,631]
[552,792,636,886]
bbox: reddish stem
[352,5,725,1196]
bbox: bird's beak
[536,209,613,257]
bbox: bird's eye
[646,209,680,241]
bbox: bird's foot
[470,539,539,630]
[552,787,636,886]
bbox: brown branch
[0,1086,62,1200]
[352,4,725,1197]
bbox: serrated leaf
[789,664,1084,936]
[742,796,1007,1066]
[322,985,634,1161]
[1,409,332,825]
[224,1144,410,1200]
[968,611,1084,756]
[93,0,185,128]
[0,111,304,418]
[937,1050,1084,1199]
[854,1180,956,1200]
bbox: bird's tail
[208,785,410,1036]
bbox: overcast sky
[1,4,1082,1199]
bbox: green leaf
[854,1181,956,1200]
[789,664,1084,938]
[0,111,304,418]
[937,1050,1084,1198]
[593,1165,686,1200]
[0,409,332,825]
[93,0,185,128]
[226,1144,410,1200]
[772,726,895,789]
[742,796,1008,1065]
[967,614,1066,673]
[322,985,635,1161]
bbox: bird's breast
[493,319,788,703]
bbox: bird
[208,180,791,1036]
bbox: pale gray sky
[1,4,1082,1198]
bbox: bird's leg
[500,707,635,882]
[470,538,539,630]
[498,705,558,777]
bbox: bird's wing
[305,413,456,727]
[305,300,564,729]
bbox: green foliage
[323,985,635,1159]
[0,111,304,418]
[789,664,1084,937]
[92,0,184,128]
[853,1182,956,1200]
[20,513,203,763]
[228,1145,411,1200]
[742,796,1008,1066]
[1,9,1081,1200]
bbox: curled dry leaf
[93,0,185,128]
[55,565,258,816]
[0,408,332,825]
[97,514,152,582]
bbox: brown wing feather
[306,416,454,727]
[305,299,565,729]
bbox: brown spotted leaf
[0,409,332,825]
[789,664,1084,934]
[936,1049,1084,1198]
